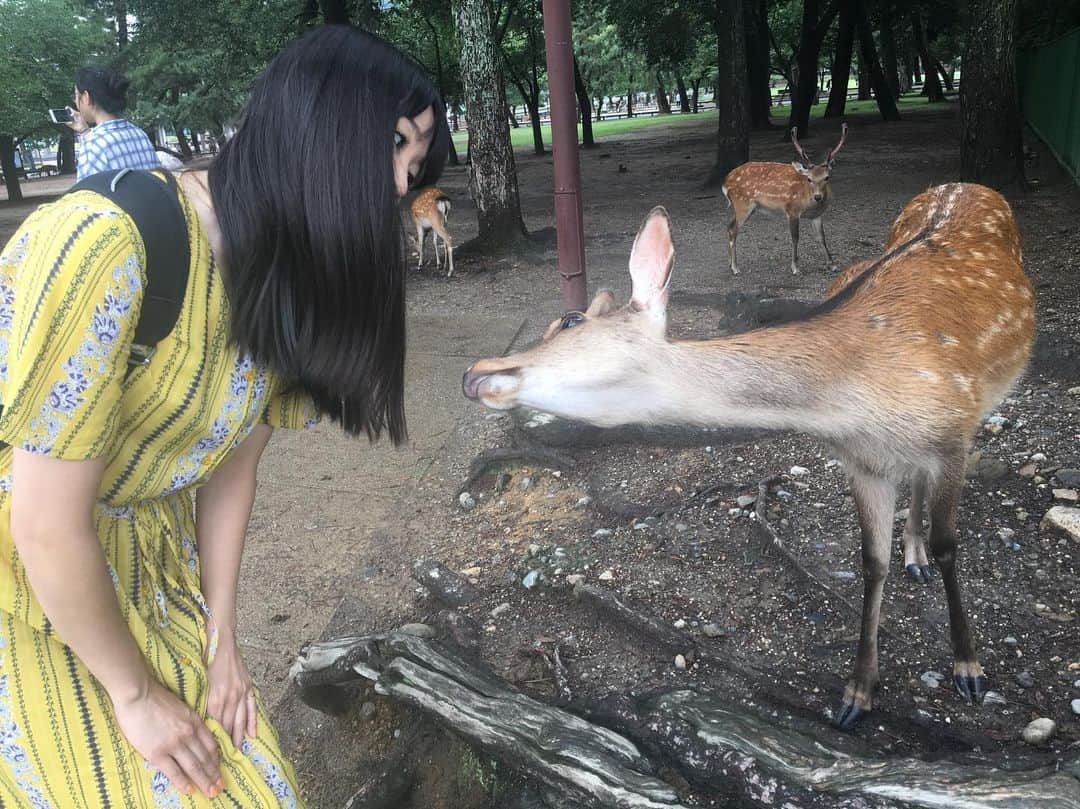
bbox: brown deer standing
[723,123,848,275]
[410,187,454,277]
[463,184,1034,730]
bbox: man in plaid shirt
[67,67,160,180]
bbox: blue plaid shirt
[76,118,160,180]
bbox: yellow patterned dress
[0,173,316,807]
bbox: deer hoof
[905,563,934,584]
[833,701,869,731]
[954,673,987,705]
[730,266,739,276]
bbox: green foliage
[0,0,110,139]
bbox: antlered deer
[723,123,848,275]
[463,184,1034,729]
[410,187,454,277]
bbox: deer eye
[559,311,585,331]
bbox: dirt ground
[3,106,1078,807]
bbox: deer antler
[790,127,812,167]
[826,122,849,167]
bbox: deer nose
[814,193,824,201]
[462,366,490,401]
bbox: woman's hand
[65,106,89,134]
[206,634,258,749]
[111,679,224,799]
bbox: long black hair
[75,66,130,114]
[209,25,449,443]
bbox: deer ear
[792,160,811,176]
[629,206,675,313]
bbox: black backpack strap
[67,169,190,367]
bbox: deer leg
[789,216,800,274]
[810,217,838,272]
[416,225,425,271]
[433,232,442,270]
[903,473,933,584]
[927,456,986,706]
[433,222,454,278]
[727,204,754,275]
[835,473,896,731]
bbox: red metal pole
[541,0,588,312]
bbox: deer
[462,184,1035,730]
[722,122,848,276]
[410,186,454,277]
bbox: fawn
[723,123,849,275]
[463,184,1035,729]
[410,187,454,277]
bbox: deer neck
[643,324,860,437]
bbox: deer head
[790,122,848,203]
[462,207,678,427]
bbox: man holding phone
[64,66,160,180]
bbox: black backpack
[0,169,189,446]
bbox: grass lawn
[450,93,952,151]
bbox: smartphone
[48,108,73,124]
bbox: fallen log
[290,633,1080,809]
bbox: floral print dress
[0,174,316,807]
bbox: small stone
[825,459,841,469]
[702,623,724,638]
[675,523,690,532]
[794,481,811,490]
[528,543,542,557]
[921,671,945,689]
[984,423,1003,435]
[593,529,613,538]
[776,489,793,501]
[398,623,437,638]
[1018,462,1038,478]
[1067,386,1080,396]
[983,691,1006,707]
[1053,488,1079,504]
[522,570,541,589]
[359,702,377,721]
[1017,509,1029,523]
[894,508,910,522]
[1034,475,1047,484]
[728,508,743,517]
[633,522,651,530]
[737,495,757,509]
[490,602,511,618]
[674,654,687,670]
[458,492,476,510]
[495,472,512,493]
[1071,699,1080,716]
[1021,717,1057,745]
[832,571,857,581]
[997,527,1016,544]
[673,619,687,629]
[1004,635,1019,646]
[1030,452,1048,463]
[566,574,585,586]
[813,502,827,509]
[1041,507,1080,542]
[1015,671,1036,689]
[790,465,810,477]
[520,476,533,491]
[575,496,592,509]
[1055,469,1080,487]
[598,569,614,581]
[461,566,482,578]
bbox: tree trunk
[527,94,544,154]
[912,13,943,101]
[452,0,527,245]
[691,79,702,113]
[879,9,902,100]
[746,0,773,128]
[825,0,856,117]
[855,0,900,120]
[319,0,350,24]
[655,71,672,114]
[447,134,460,166]
[675,75,692,113]
[175,126,193,159]
[707,0,749,186]
[627,88,634,117]
[901,52,915,92]
[574,56,595,147]
[857,49,871,100]
[115,0,128,48]
[0,135,22,201]
[191,131,202,154]
[58,132,77,175]
[508,105,521,128]
[787,0,842,138]
[936,59,954,91]
[960,0,1024,190]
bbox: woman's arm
[10,449,223,799]
[195,422,273,747]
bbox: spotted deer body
[723,123,848,275]
[463,183,1034,729]
[410,186,454,277]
